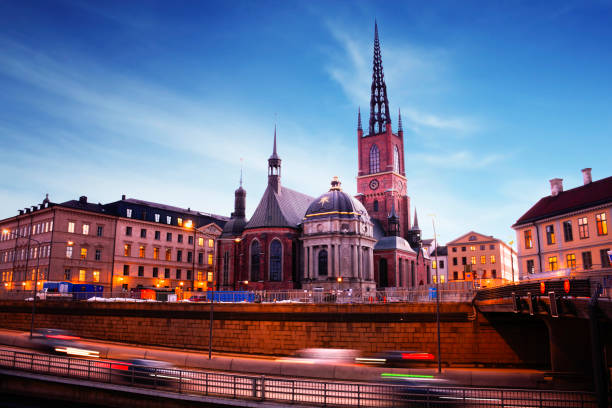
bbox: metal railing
[0,348,599,407]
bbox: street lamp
[2,228,42,339]
[427,215,442,374]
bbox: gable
[447,231,498,245]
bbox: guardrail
[0,349,599,407]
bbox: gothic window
[369,144,380,174]
[250,240,260,281]
[318,249,328,276]
[393,145,400,173]
[269,240,282,282]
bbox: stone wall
[0,301,549,368]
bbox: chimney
[31,206,37,212]
[79,196,87,204]
[121,194,126,200]
[581,168,592,185]
[549,178,563,197]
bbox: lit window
[432,260,437,269]
[139,246,145,258]
[440,275,445,283]
[198,237,204,247]
[470,256,476,265]
[177,218,183,227]
[524,230,533,249]
[66,246,72,258]
[208,239,214,248]
[93,271,100,283]
[208,254,213,265]
[126,209,132,218]
[155,213,160,222]
[82,224,89,235]
[470,246,475,251]
[124,244,131,257]
[68,222,75,233]
[546,225,555,245]
[566,254,576,269]
[578,217,589,239]
[197,271,203,281]
[165,248,172,261]
[207,272,213,282]
[490,255,496,264]
[480,255,486,264]
[548,256,558,271]
[79,269,86,282]
[596,213,608,236]
[153,248,159,260]
[80,248,87,260]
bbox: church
[217,23,431,292]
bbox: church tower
[268,125,282,193]
[356,22,411,238]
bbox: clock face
[369,179,379,190]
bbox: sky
[1,0,611,246]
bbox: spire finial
[273,124,277,155]
[239,158,243,187]
[358,107,362,131]
[412,208,419,230]
[398,108,403,132]
[369,20,391,135]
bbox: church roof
[374,236,416,253]
[245,185,314,229]
[304,179,369,222]
[221,217,248,237]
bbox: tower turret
[268,126,282,193]
[232,167,246,218]
[388,201,400,237]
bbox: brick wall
[0,301,549,368]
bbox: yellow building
[447,231,517,287]
[513,169,611,279]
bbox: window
[166,232,172,242]
[546,225,555,245]
[155,214,160,222]
[470,246,475,251]
[126,209,132,218]
[566,253,576,269]
[596,213,608,236]
[198,252,203,265]
[369,144,380,173]
[461,257,466,265]
[393,145,400,173]
[187,251,193,263]
[198,237,204,247]
[95,249,101,260]
[250,240,260,281]
[152,267,158,278]
[82,224,89,235]
[490,255,496,264]
[469,235,477,241]
[480,255,486,264]
[124,244,131,257]
[208,254,213,265]
[524,230,533,249]
[79,269,86,282]
[177,250,182,262]
[164,268,170,279]
[208,239,214,248]
[153,248,159,260]
[126,226,132,236]
[166,216,171,224]
[461,247,466,252]
[138,266,144,277]
[66,246,73,258]
[452,248,457,253]
[480,245,485,250]
[140,229,147,238]
[64,269,71,280]
[176,269,181,279]
[93,271,100,283]
[471,256,476,265]
[223,251,229,285]
[123,265,129,276]
[453,271,458,280]
[489,245,494,250]
[373,200,379,212]
[165,248,171,261]
[578,217,589,239]
[563,221,573,242]
[68,222,75,233]
[188,236,193,245]
[80,248,87,260]
[186,270,192,280]
[178,234,183,243]
[270,240,282,281]
[548,256,558,271]
[318,249,328,276]
[97,226,103,237]
[177,218,183,227]
[439,260,444,268]
[139,246,145,258]
[526,259,535,274]
[600,249,610,268]
[582,251,592,269]
[492,269,497,278]
[154,231,160,240]
[432,260,437,269]
[197,271,203,281]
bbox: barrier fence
[0,348,600,407]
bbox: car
[382,376,463,407]
[356,350,435,367]
[29,328,99,358]
[188,295,208,302]
[112,358,180,389]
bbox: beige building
[513,169,611,279]
[447,231,518,287]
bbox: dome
[221,217,247,238]
[304,177,370,221]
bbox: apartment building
[447,231,518,286]
[429,245,448,284]
[513,169,611,279]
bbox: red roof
[513,176,612,227]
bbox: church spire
[357,107,362,131]
[268,125,282,193]
[412,208,419,230]
[398,108,403,132]
[369,20,391,136]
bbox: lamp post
[427,215,442,374]
[2,228,41,339]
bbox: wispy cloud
[406,151,508,169]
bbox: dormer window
[166,216,171,224]
[155,214,160,222]
[469,235,477,241]
[126,209,132,218]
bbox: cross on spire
[369,20,391,135]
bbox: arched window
[373,200,379,212]
[393,145,400,173]
[411,261,415,287]
[269,240,282,281]
[379,259,388,287]
[398,258,403,287]
[250,240,260,281]
[369,145,380,174]
[223,251,229,285]
[318,249,328,276]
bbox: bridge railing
[0,348,600,407]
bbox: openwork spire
[357,107,362,131]
[369,21,391,135]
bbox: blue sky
[1,0,611,245]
